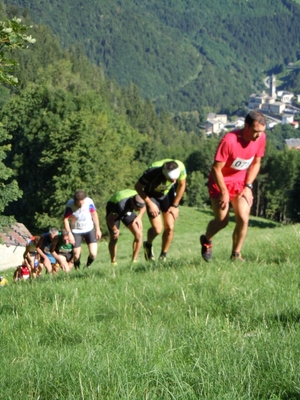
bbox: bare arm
[168,178,187,220]
[133,205,146,229]
[63,217,75,245]
[92,211,102,240]
[245,157,262,184]
[36,236,45,258]
[211,160,229,210]
[23,244,30,259]
[134,181,159,217]
[238,157,262,206]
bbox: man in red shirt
[200,110,267,262]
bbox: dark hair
[74,190,87,201]
[163,161,179,172]
[245,111,266,127]
[61,228,69,236]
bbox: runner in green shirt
[106,189,146,264]
[135,159,187,261]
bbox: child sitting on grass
[13,258,31,282]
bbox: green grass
[1,207,300,399]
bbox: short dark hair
[61,228,69,236]
[163,161,179,172]
[74,190,87,201]
[245,111,266,127]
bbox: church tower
[270,74,276,98]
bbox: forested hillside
[1,2,300,233]
[0,4,207,230]
[3,0,300,116]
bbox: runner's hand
[134,216,143,230]
[168,206,179,220]
[68,232,75,245]
[218,192,230,210]
[239,187,253,206]
[148,202,159,218]
[112,229,119,239]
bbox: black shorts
[73,229,97,248]
[147,189,175,218]
[107,212,137,233]
[58,252,73,262]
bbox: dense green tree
[287,161,300,222]
[0,15,35,223]
[2,83,144,229]
[185,170,209,208]
[0,16,35,85]
[264,148,300,222]
[0,123,21,213]
[185,136,219,178]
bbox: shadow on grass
[267,310,300,327]
[38,268,106,282]
[128,257,201,274]
[244,310,300,332]
[281,392,300,400]
[0,304,17,315]
[197,208,279,229]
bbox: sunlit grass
[1,207,300,399]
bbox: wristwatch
[245,183,253,190]
[172,204,179,208]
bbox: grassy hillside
[2,207,300,398]
[4,0,300,114]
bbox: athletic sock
[86,256,94,267]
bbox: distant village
[205,75,300,148]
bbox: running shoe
[159,254,167,262]
[111,261,118,266]
[200,235,213,262]
[143,241,155,261]
[230,252,245,262]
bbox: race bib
[75,220,89,229]
[230,156,254,170]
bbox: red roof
[0,223,32,247]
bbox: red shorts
[209,181,245,200]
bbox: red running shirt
[209,129,266,185]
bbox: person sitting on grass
[30,253,43,278]
[23,235,40,270]
[13,258,31,282]
[50,229,74,272]
[36,228,60,274]
[106,189,146,265]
